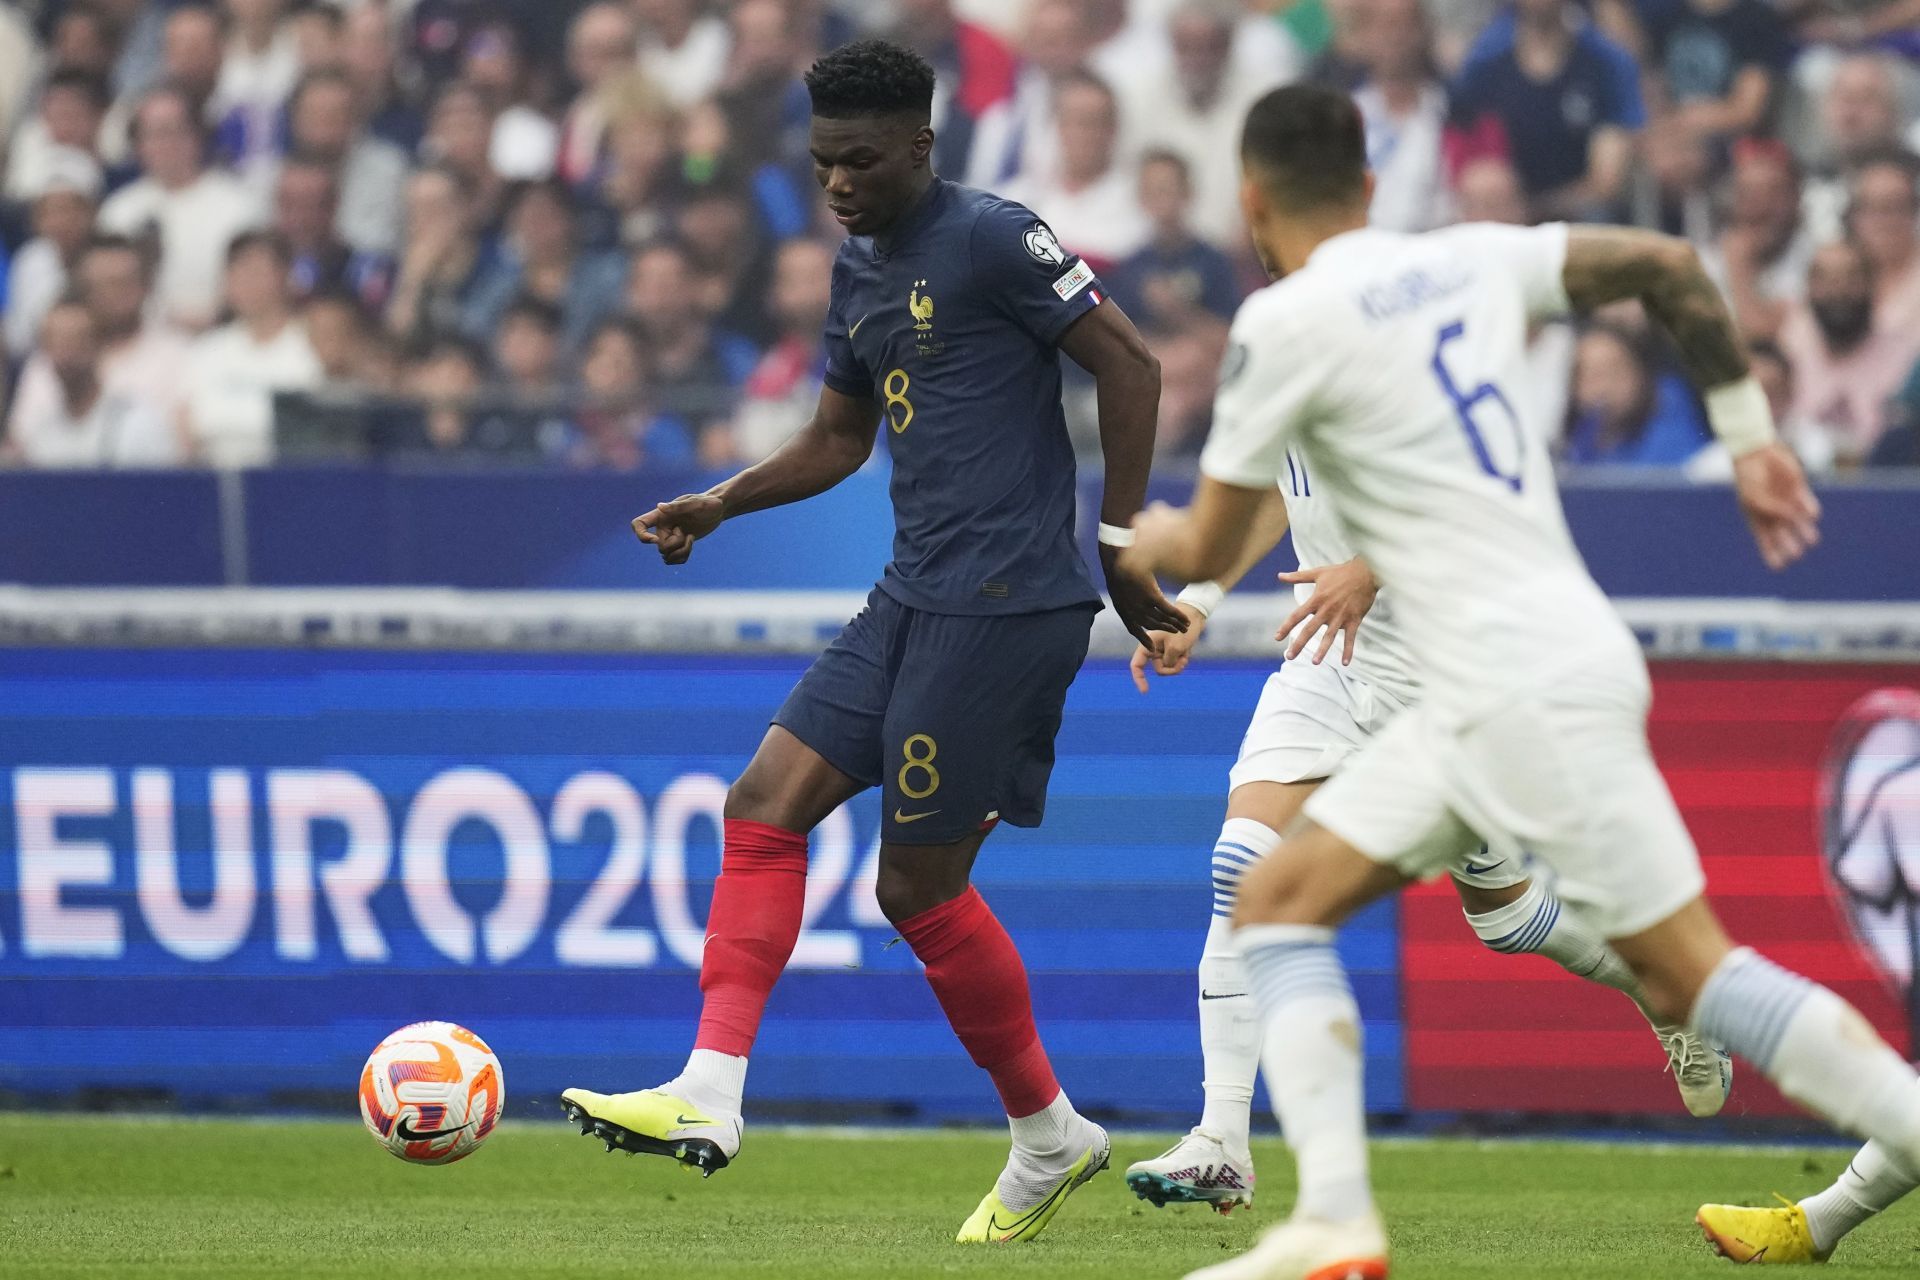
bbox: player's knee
[1228,848,1322,928]
[873,864,961,926]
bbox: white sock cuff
[1217,817,1283,856]
[1235,922,1335,949]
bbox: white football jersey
[1274,453,1420,707]
[1201,223,1639,722]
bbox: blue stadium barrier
[0,646,1400,1122]
[1,466,1916,599]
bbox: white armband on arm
[1704,375,1777,458]
[1175,581,1226,619]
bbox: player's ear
[1361,170,1377,208]
[1238,174,1266,230]
[911,125,935,168]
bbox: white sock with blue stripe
[1196,819,1281,1149]
[1463,879,1652,1016]
[1693,948,1920,1163]
[1801,1140,1917,1254]
[1237,921,1373,1223]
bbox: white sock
[671,1048,747,1118]
[1463,879,1659,1021]
[1801,1140,1920,1255]
[1199,818,1280,1151]
[997,1090,1089,1211]
[1692,949,1920,1166]
[1238,922,1373,1224]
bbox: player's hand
[1731,443,1821,570]
[1100,541,1190,648]
[1129,604,1208,693]
[1276,557,1379,666]
[632,492,726,565]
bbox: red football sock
[693,819,809,1057]
[897,886,1062,1118]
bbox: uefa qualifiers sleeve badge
[1024,222,1067,267]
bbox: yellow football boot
[1696,1198,1829,1264]
[559,1087,742,1176]
[956,1126,1110,1243]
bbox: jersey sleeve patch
[1051,260,1095,301]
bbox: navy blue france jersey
[822,178,1106,616]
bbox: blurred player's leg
[1128,791,1300,1213]
[1698,1139,1919,1262]
[1455,872,1731,1116]
[561,728,862,1173]
[1184,825,1404,1280]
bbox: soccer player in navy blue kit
[562,40,1183,1243]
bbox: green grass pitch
[2,1113,1916,1277]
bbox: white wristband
[1096,521,1136,548]
[1704,375,1777,459]
[1175,581,1226,619]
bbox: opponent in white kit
[1122,84,1920,1280]
[1120,446,1730,1213]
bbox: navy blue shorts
[773,588,1097,845]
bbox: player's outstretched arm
[1129,489,1293,692]
[632,385,879,564]
[1560,226,1822,570]
[1058,300,1191,646]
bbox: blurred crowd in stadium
[0,0,1917,473]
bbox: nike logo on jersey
[1200,990,1246,1001]
[394,1117,468,1142]
[893,808,940,824]
[848,314,869,339]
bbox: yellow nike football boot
[559,1087,742,1176]
[955,1125,1110,1243]
[1696,1198,1829,1264]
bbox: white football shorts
[1229,656,1527,892]
[1303,644,1706,939]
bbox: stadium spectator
[1562,323,1710,466]
[463,179,625,356]
[1868,357,1920,467]
[1640,0,1791,154]
[302,290,376,389]
[675,181,777,345]
[100,4,228,168]
[965,0,1094,189]
[557,3,641,187]
[624,239,758,446]
[3,298,179,469]
[1352,0,1451,232]
[1845,151,1920,336]
[1106,150,1241,336]
[1699,139,1814,342]
[180,231,320,467]
[385,166,491,351]
[289,3,345,74]
[729,237,833,463]
[716,0,812,178]
[213,0,302,167]
[895,0,1021,184]
[4,151,104,360]
[560,317,697,468]
[1001,71,1150,273]
[1777,239,1920,464]
[342,4,422,153]
[6,69,110,202]
[1447,0,1644,220]
[491,296,565,401]
[48,5,116,85]
[403,335,488,452]
[71,236,194,416]
[1119,0,1290,248]
[634,0,732,108]
[421,81,507,230]
[98,85,262,330]
[271,69,411,257]
[1800,53,1909,241]
[588,78,680,246]
[460,18,560,182]
[272,158,393,310]
[1452,153,1530,223]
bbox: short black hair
[226,229,292,268]
[500,295,563,334]
[804,39,935,121]
[44,67,110,110]
[1240,84,1367,212]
